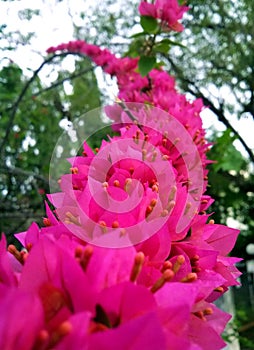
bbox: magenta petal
[189,311,229,350]
[83,141,96,157]
[139,2,157,18]
[86,247,135,291]
[59,242,95,312]
[19,238,60,291]
[96,282,156,323]
[0,235,16,286]
[14,222,40,247]
[0,289,44,350]
[136,227,171,261]
[54,312,91,350]
[45,201,59,225]
[155,282,198,311]
[89,311,166,350]
[205,225,240,255]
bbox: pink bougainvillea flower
[139,2,157,18]
[46,41,210,175]
[88,312,166,350]
[0,8,241,348]
[3,231,233,350]
[88,282,167,350]
[189,301,231,350]
[44,101,212,256]
[139,0,189,32]
[0,236,176,348]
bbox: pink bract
[139,0,189,32]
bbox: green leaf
[160,38,186,49]
[124,38,143,58]
[154,42,171,54]
[138,56,156,76]
[209,129,246,172]
[154,61,165,69]
[140,16,158,34]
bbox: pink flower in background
[139,0,189,32]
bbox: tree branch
[191,88,254,163]
[0,212,45,219]
[1,164,49,186]
[0,51,90,157]
[32,66,94,97]
[166,56,254,163]
[239,321,254,333]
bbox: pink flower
[139,0,189,32]
[3,232,233,349]
[139,2,157,18]
[171,216,241,301]
[47,103,208,253]
[0,237,169,348]
[189,301,231,350]
[45,41,209,172]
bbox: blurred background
[0,1,253,348]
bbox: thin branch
[239,321,254,333]
[4,219,29,238]
[192,89,254,163]
[32,66,94,97]
[0,212,45,219]
[116,100,139,123]
[1,164,49,186]
[166,56,254,163]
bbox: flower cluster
[0,229,236,349]
[0,1,241,349]
[47,40,208,168]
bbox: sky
[1,0,253,158]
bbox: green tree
[0,54,102,241]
